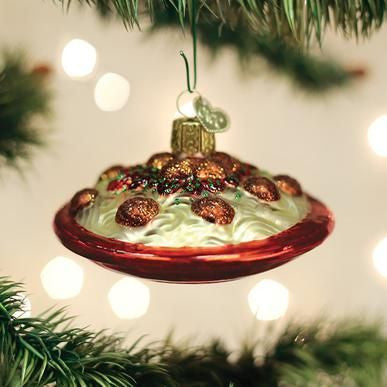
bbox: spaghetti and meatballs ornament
[54,110,334,283]
[53,5,333,283]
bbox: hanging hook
[180,0,197,93]
[179,50,195,93]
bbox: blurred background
[1,0,387,347]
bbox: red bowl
[53,195,334,284]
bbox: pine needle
[0,52,52,171]
[58,0,387,44]
[0,276,386,386]
[59,0,362,92]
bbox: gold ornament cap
[171,117,215,156]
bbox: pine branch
[0,277,168,386]
[0,52,52,171]
[59,1,363,92]
[151,6,358,92]
[0,276,386,386]
[59,0,387,44]
[139,323,387,386]
[265,322,387,386]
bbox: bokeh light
[248,279,289,321]
[108,277,150,319]
[368,115,387,157]
[94,72,130,111]
[41,256,84,300]
[373,237,387,277]
[61,39,97,79]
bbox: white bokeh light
[13,295,31,319]
[61,39,97,79]
[368,115,387,157]
[94,72,130,112]
[108,277,150,319]
[41,256,84,300]
[373,237,387,277]
[248,279,289,321]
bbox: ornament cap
[171,117,215,157]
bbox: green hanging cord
[179,0,198,93]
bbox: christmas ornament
[54,111,334,283]
[53,4,333,283]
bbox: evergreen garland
[1,276,386,386]
[151,6,358,92]
[59,1,367,92]
[0,53,51,170]
[60,0,387,44]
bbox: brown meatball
[70,188,98,216]
[161,159,195,180]
[146,152,176,170]
[209,152,241,175]
[98,165,125,181]
[274,175,303,196]
[191,197,235,225]
[243,176,280,202]
[115,197,159,227]
[195,159,226,180]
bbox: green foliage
[0,53,51,170]
[264,322,387,386]
[60,0,387,44]
[151,6,356,92]
[0,276,387,386]
[60,1,362,92]
[0,277,167,386]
